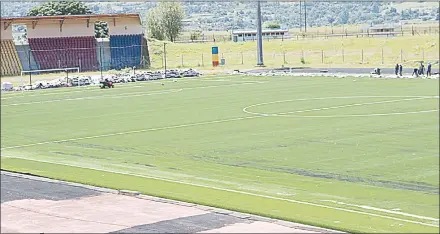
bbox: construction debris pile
[1,69,202,92]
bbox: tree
[263,21,281,29]
[27,1,108,38]
[190,30,202,41]
[147,7,165,40]
[28,1,92,16]
[146,1,184,42]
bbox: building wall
[0,23,13,40]
[107,18,142,35]
[26,19,94,38]
[233,33,287,42]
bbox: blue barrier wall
[109,34,142,70]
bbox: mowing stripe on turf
[0,116,263,150]
[1,155,438,228]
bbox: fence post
[283,51,286,64]
[361,49,364,64]
[321,50,324,63]
[422,49,425,62]
[28,49,32,87]
[400,49,403,63]
[201,53,204,67]
[381,48,384,64]
[241,52,244,65]
[79,58,82,72]
[58,60,61,69]
[342,49,345,63]
[181,54,184,67]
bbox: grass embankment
[148,34,439,70]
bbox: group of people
[394,64,404,76]
[396,62,432,77]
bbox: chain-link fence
[151,47,439,69]
[177,25,440,43]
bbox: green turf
[1,75,439,233]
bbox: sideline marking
[0,76,255,100]
[1,89,183,107]
[320,200,439,222]
[2,81,266,107]
[1,155,438,228]
[0,116,262,150]
[243,96,439,118]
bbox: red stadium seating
[28,36,98,71]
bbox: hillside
[1,1,438,32]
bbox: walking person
[412,67,419,77]
[426,63,432,77]
[399,64,403,76]
[395,64,399,76]
[419,63,425,76]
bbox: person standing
[419,63,425,76]
[427,63,432,77]
[395,64,399,76]
[399,64,403,76]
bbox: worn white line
[1,155,438,228]
[0,116,262,150]
[1,89,183,107]
[277,97,431,115]
[320,200,439,222]
[2,81,266,107]
[243,96,440,118]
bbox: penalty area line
[0,155,438,228]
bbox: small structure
[362,24,398,37]
[231,29,288,42]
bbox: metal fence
[177,25,440,43]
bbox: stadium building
[0,13,150,77]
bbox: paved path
[245,67,440,75]
[1,171,341,233]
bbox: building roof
[232,29,288,34]
[0,14,141,23]
[368,24,397,30]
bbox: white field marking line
[1,81,266,107]
[320,200,439,222]
[1,155,438,228]
[0,76,250,100]
[0,115,262,150]
[276,97,431,115]
[243,96,440,118]
[0,89,183,107]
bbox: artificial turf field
[1,75,439,233]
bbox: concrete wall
[107,18,142,35]
[26,19,94,38]
[0,23,13,40]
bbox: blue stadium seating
[109,34,143,70]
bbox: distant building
[231,29,289,42]
[362,24,398,37]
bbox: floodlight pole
[304,0,307,33]
[299,0,302,32]
[256,0,264,66]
